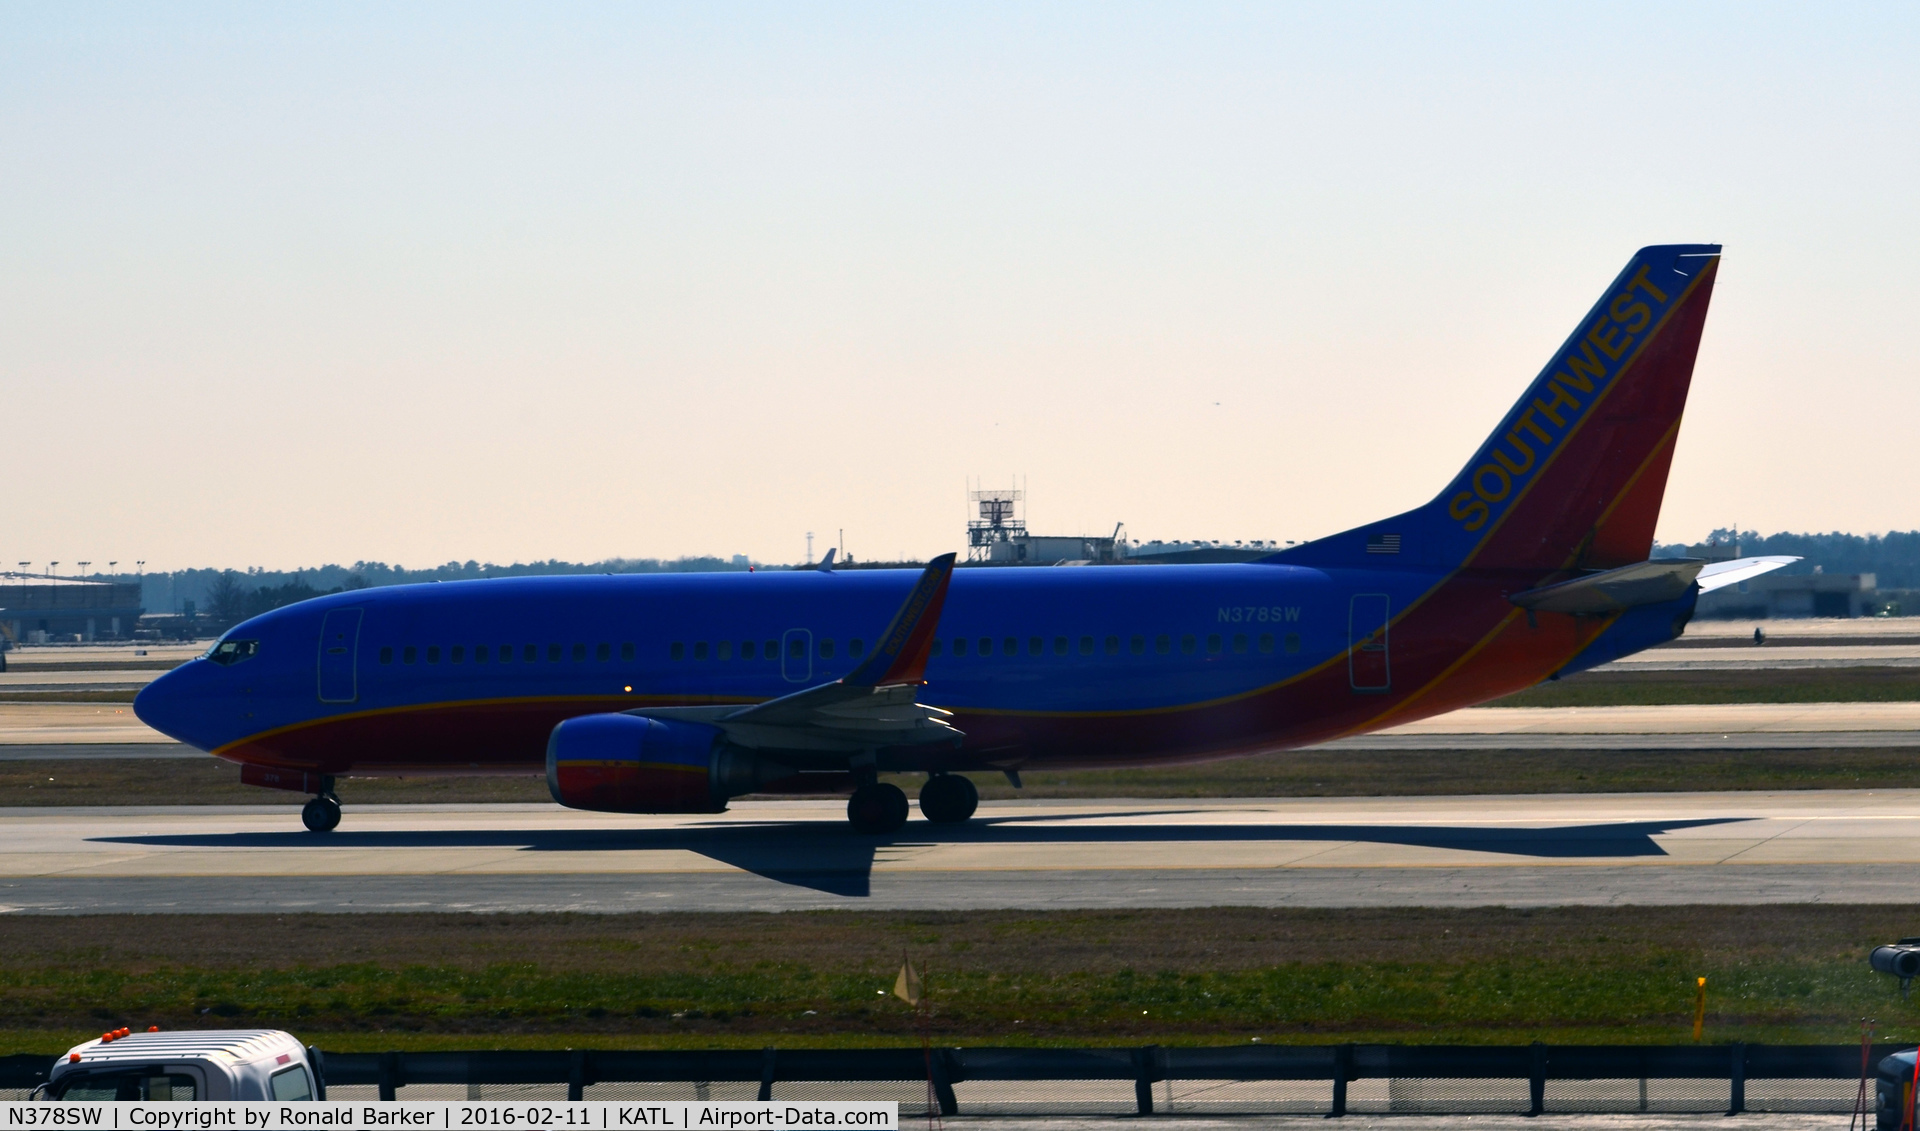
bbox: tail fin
[1272,244,1720,573]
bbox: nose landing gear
[300,784,341,833]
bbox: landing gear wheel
[301,795,342,833]
[847,782,909,834]
[919,774,978,824]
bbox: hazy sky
[5,3,1916,570]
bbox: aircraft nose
[133,661,217,750]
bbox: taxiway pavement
[4,790,1919,912]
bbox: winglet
[816,548,837,572]
[842,553,956,687]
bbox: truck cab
[39,1030,323,1101]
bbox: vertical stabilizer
[1271,244,1720,575]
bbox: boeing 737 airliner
[135,244,1793,833]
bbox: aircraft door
[317,608,363,703]
[1348,594,1390,692]
[781,628,813,683]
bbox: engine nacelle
[545,713,786,813]
[1871,944,1920,979]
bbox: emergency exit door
[781,628,813,683]
[317,608,363,703]
[1348,594,1390,692]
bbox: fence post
[567,1050,589,1102]
[1728,1042,1746,1116]
[1329,1044,1351,1118]
[1132,1046,1158,1114]
[1529,1042,1546,1117]
[378,1052,402,1102]
[929,1049,958,1116]
[757,1048,777,1102]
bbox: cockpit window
[205,639,260,667]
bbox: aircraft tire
[847,783,909,834]
[919,774,978,824]
[301,795,342,833]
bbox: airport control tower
[967,486,1026,563]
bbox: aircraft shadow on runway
[94,812,1751,898]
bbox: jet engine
[545,712,786,814]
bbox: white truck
[35,1029,325,1101]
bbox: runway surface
[4,791,1919,912]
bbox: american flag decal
[1366,533,1401,554]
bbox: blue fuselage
[134,560,1687,776]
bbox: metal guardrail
[4,1043,1896,1114]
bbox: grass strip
[1489,666,1920,707]
[0,907,1917,1052]
[9,746,1920,808]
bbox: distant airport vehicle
[136,244,1794,833]
[37,1029,322,1100]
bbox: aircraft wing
[1696,555,1800,593]
[627,553,962,754]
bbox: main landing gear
[918,773,978,824]
[846,774,980,833]
[847,781,909,834]
[301,791,342,833]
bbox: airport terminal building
[0,574,145,643]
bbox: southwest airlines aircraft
[137,244,1793,834]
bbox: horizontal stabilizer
[1696,555,1800,594]
[1510,559,1705,615]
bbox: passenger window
[548,644,562,662]
[475,645,489,663]
[851,639,866,657]
[1232,634,1248,654]
[1104,635,1120,655]
[1284,632,1303,654]
[979,637,993,656]
[741,640,756,660]
[766,640,779,659]
[1079,636,1094,655]
[1053,636,1068,655]
[1258,633,1274,654]
[426,646,440,663]
[404,646,418,664]
[1029,637,1043,655]
[1207,634,1223,654]
[380,646,393,665]
[451,645,465,663]
[1130,635,1145,655]
[951,638,966,656]
[501,644,516,663]
[788,638,806,658]
[930,639,943,656]
[718,640,733,660]
[694,642,709,661]
[1004,637,1018,656]
[523,644,537,662]
[571,643,585,662]
[1180,635,1196,655]
[671,642,686,661]
[621,643,635,661]
[596,643,611,662]
[270,1065,313,1101]
[1156,635,1171,655]
[820,639,834,658]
